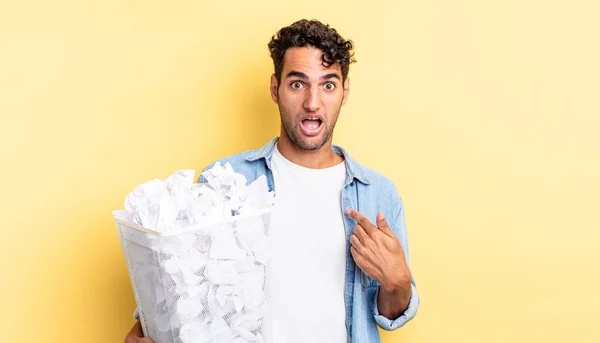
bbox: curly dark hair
[268,19,356,84]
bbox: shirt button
[349,181,354,186]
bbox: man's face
[270,46,350,151]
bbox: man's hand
[346,208,412,291]
[347,209,413,318]
[124,320,154,343]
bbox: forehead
[282,46,342,77]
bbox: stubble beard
[278,105,339,151]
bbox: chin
[293,135,328,151]
[281,123,332,151]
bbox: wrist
[381,273,411,294]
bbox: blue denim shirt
[134,138,420,342]
[200,138,419,342]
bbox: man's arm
[346,200,420,331]
[377,274,412,319]
[373,200,420,330]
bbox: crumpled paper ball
[124,164,274,233]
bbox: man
[125,19,419,343]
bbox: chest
[269,163,347,256]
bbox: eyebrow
[321,73,341,81]
[285,71,341,81]
[286,71,309,79]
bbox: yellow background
[1,1,599,342]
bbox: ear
[270,74,279,103]
[341,77,350,106]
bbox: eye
[324,82,336,91]
[291,81,304,89]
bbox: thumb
[376,212,393,234]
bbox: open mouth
[300,117,323,136]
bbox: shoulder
[203,150,254,169]
[197,148,265,183]
[335,143,399,198]
[200,138,277,172]
[356,163,405,217]
[362,165,398,192]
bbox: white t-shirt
[268,144,348,342]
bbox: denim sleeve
[373,283,420,330]
[373,195,420,330]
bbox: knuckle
[398,272,412,285]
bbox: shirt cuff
[373,283,420,331]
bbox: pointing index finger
[346,208,377,234]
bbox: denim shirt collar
[245,137,371,185]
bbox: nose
[303,86,321,113]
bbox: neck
[276,133,344,169]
